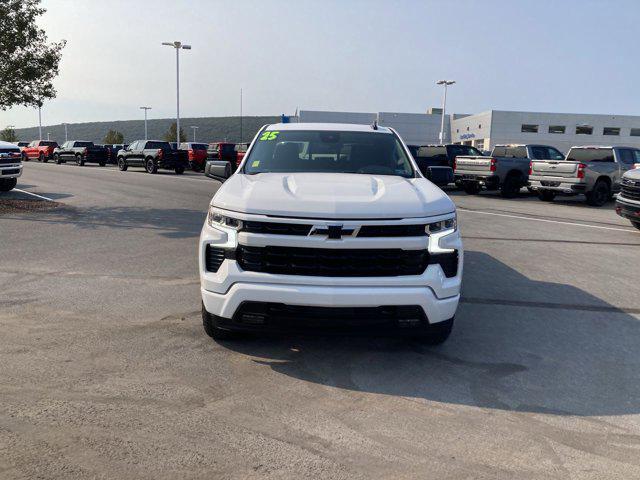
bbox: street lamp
[140,106,152,140]
[436,80,455,145]
[47,132,51,141]
[62,123,68,142]
[161,41,191,145]
[190,126,198,142]
[37,103,43,140]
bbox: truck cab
[22,140,59,162]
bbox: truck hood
[211,173,455,219]
[623,168,640,181]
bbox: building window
[478,124,482,129]
[576,125,593,135]
[603,127,620,136]
[521,124,538,133]
[466,126,469,131]
[548,125,565,134]
[631,128,640,137]
[456,129,459,133]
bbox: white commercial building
[451,110,640,153]
[298,109,450,145]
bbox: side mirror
[205,160,232,182]
[424,166,454,187]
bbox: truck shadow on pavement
[220,251,640,416]
[5,205,205,239]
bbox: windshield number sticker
[251,160,260,167]
[259,131,279,141]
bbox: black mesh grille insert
[357,224,427,237]
[242,221,311,236]
[205,245,226,272]
[236,245,429,277]
[233,302,427,331]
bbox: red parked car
[234,143,249,167]
[179,142,208,171]
[22,140,59,162]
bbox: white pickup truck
[529,146,640,206]
[199,123,463,344]
[0,141,23,192]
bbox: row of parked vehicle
[407,142,640,230]
[16,139,249,174]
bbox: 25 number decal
[259,131,279,141]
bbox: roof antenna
[372,120,378,130]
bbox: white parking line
[13,188,55,202]
[459,208,634,233]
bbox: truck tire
[39,152,46,163]
[632,221,640,231]
[500,174,521,198]
[417,318,454,345]
[117,157,128,171]
[0,177,18,192]
[463,182,481,195]
[76,154,85,166]
[202,303,240,340]
[175,166,185,175]
[586,180,610,207]
[538,191,555,202]
[145,158,157,174]
[54,153,63,164]
[99,161,106,167]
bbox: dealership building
[297,109,640,153]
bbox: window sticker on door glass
[251,160,260,167]
[259,131,279,141]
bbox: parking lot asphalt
[1,161,640,479]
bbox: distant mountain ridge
[13,116,280,144]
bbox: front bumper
[199,213,463,328]
[615,197,640,221]
[529,179,586,195]
[0,163,23,179]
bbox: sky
[1,0,638,128]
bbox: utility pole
[62,123,68,142]
[436,80,455,145]
[240,88,243,143]
[140,106,152,140]
[162,41,191,145]
[190,125,198,142]
[37,104,43,140]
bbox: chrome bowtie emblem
[309,224,356,239]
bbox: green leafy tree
[163,122,186,143]
[0,127,17,142]
[103,129,124,144]
[0,0,66,110]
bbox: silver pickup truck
[615,168,640,230]
[529,146,640,206]
[454,144,564,198]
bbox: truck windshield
[566,148,614,163]
[244,130,415,177]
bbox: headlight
[208,207,243,230]
[426,213,457,234]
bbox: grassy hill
[13,116,280,144]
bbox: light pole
[140,106,152,140]
[436,80,455,145]
[190,126,198,142]
[47,132,51,141]
[37,104,43,140]
[162,41,191,145]
[62,123,68,142]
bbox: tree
[163,122,186,143]
[0,127,17,142]
[104,130,124,144]
[0,0,66,110]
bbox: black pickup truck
[54,141,109,166]
[407,144,484,187]
[116,140,189,174]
